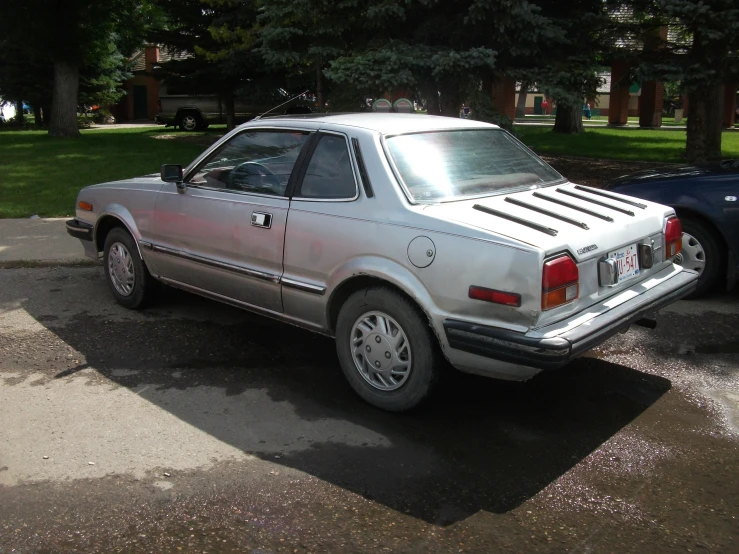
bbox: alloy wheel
[181,115,197,131]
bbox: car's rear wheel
[335,287,443,411]
[675,217,723,298]
[103,227,158,309]
[178,111,202,131]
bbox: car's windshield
[385,129,563,202]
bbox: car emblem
[577,244,598,255]
[725,196,737,202]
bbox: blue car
[605,160,739,297]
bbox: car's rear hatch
[423,181,677,326]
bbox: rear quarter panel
[282,127,542,339]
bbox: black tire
[178,111,202,131]
[335,287,444,411]
[678,217,724,298]
[103,227,158,309]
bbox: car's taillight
[469,286,521,307]
[542,255,579,310]
[664,216,682,258]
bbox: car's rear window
[385,129,563,202]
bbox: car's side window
[296,134,358,200]
[188,130,311,196]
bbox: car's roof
[244,112,500,135]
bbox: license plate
[608,243,640,283]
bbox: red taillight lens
[469,286,521,307]
[664,216,682,258]
[542,255,579,290]
[542,255,579,310]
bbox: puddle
[153,480,174,491]
[705,389,739,435]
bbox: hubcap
[674,232,705,275]
[350,311,411,391]
[182,115,197,130]
[107,242,135,296]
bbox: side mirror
[161,164,183,183]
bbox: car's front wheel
[335,287,443,411]
[103,227,158,309]
[675,217,724,298]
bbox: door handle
[251,212,273,229]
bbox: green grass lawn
[1,124,738,218]
[0,127,216,218]
[519,115,694,127]
[517,126,739,162]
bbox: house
[114,45,186,122]
[515,73,641,117]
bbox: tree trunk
[685,84,723,163]
[224,91,235,131]
[482,73,494,101]
[515,81,529,119]
[33,104,43,127]
[42,104,51,125]
[438,81,461,117]
[553,103,583,134]
[316,65,324,112]
[421,82,441,116]
[705,85,723,159]
[13,100,24,126]
[49,61,80,137]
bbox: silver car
[66,114,698,411]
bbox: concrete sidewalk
[0,218,93,266]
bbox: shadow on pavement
[18,282,671,526]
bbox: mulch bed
[542,155,667,189]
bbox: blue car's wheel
[676,217,723,297]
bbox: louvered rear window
[385,129,563,202]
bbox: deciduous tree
[1,0,157,136]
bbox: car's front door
[281,131,365,325]
[149,128,313,313]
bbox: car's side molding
[142,242,281,284]
[281,277,326,295]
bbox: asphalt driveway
[1,266,737,552]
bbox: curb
[0,259,99,270]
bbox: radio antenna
[253,90,310,120]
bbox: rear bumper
[66,219,94,242]
[444,266,698,371]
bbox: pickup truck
[155,88,311,131]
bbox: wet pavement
[1,266,737,553]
